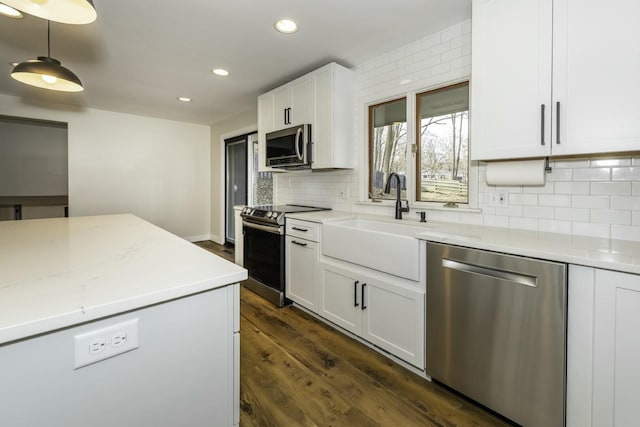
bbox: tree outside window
[416,82,469,204]
[368,98,407,201]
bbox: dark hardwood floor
[196,241,509,427]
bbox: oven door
[242,219,285,291]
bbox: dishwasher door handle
[442,258,537,287]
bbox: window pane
[369,98,408,200]
[416,82,469,204]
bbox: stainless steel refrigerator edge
[426,242,567,427]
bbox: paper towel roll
[485,159,546,186]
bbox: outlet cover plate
[74,318,139,369]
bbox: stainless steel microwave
[265,124,311,169]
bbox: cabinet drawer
[286,219,319,242]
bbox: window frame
[414,81,470,206]
[367,96,408,200]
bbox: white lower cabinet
[567,265,640,427]
[285,219,320,312]
[319,261,425,369]
[286,236,319,311]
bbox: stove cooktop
[240,204,330,226]
[249,204,330,214]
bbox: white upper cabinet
[257,62,354,171]
[312,63,355,169]
[271,77,313,129]
[471,0,640,161]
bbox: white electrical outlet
[74,318,139,369]
[489,190,509,208]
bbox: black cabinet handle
[556,101,561,145]
[292,227,308,232]
[540,104,546,146]
[361,283,367,310]
[291,240,307,247]
[354,281,359,307]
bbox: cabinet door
[592,269,640,427]
[470,0,552,160]
[289,77,312,126]
[552,0,640,156]
[285,236,318,312]
[361,278,425,369]
[272,87,291,128]
[318,264,361,335]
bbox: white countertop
[0,214,247,345]
[287,210,640,275]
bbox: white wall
[0,94,211,240]
[209,109,257,244]
[275,20,640,242]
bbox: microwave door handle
[295,128,303,160]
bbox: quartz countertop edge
[286,210,640,275]
[0,214,247,345]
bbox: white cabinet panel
[362,279,424,369]
[471,0,640,160]
[552,0,640,157]
[471,0,552,160]
[319,264,362,334]
[592,269,640,427]
[286,236,319,312]
[567,266,640,427]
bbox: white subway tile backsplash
[554,182,589,194]
[611,196,640,210]
[509,193,538,206]
[572,195,610,209]
[590,158,632,167]
[612,167,640,181]
[554,207,590,222]
[572,222,610,239]
[539,219,572,234]
[611,225,640,242]
[573,167,611,181]
[590,209,632,225]
[590,181,632,196]
[523,206,554,219]
[553,159,590,169]
[539,194,572,207]
[276,19,640,242]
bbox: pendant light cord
[47,20,51,57]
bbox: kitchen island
[0,214,247,427]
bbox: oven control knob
[267,212,274,218]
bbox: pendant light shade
[10,21,84,92]
[11,56,83,92]
[1,0,96,24]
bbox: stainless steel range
[240,204,329,307]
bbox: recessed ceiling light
[0,3,22,18]
[212,68,229,77]
[274,19,298,34]
[177,97,192,102]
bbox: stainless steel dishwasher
[426,242,567,427]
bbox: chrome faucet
[383,172,410,220]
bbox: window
[416,82,469,204]
[368,98,407,201]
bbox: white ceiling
[0,0,471,125]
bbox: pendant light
[11,20,84,92]
[1,0,96,24]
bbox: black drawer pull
[291,240,307,247]
[292,227,308,232]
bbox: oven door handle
[242,220,284,235]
